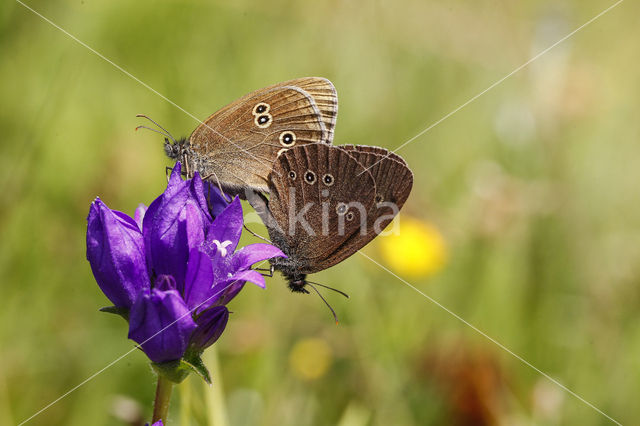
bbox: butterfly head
[164,136,188,161]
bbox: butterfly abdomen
[284,273,309,293]
[265,237,310,293]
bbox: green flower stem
[203,346,228,426]
[152,374,174,423]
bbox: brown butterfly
[143,77,338,196]
[248,143,413,295]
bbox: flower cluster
[86,163,283,368]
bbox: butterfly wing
[266,144,377,274]
[340,144,413,234]
[188,78,338,194]
[267,144,413,274]
[290,77,338,142]
[340,144,407,166]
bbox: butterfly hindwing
[339,144,413,235]
[266,144,377,273]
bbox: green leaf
[99,305,129,321]
[182,350,212,384]
[151,353,212,385]
[151,359,192,384]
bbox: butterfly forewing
[187,78,337,194]
[266,144,377,273]
[290,77,338,142]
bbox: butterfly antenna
[306,280,349,299]
[243,224,272,244]
[136,114,178,144]
[135,125,172,139]
[306,283,340,324]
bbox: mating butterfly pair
[147,77,413,296]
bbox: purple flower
[190,306,229,351]
[128,287,197,363]
[142,163,213,292]
[203,181,230,218]
[86,198,149,310]
[86,162,285,365]
[180,197,285,351]
[191,197,286,310]
[134,203,147,231]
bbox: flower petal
[155,275,177,292]
[203,197,243,256]
[190,306,229,351]
[210,280,246,306]
[203,181,230,217]
[189,173,213,223]
[228,269,266,289]
[128,288,197,363]
[134,203,147,232]
[86,198,149,310]
[183,248,216,311]
[165,162,187,198]
[143,184,208,289]
[231,243,285,271]
[210,270,266,305]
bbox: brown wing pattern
[267,144,377,273]
[340,145,413,235]
[287,77,338,143]
[340,144,407,166]
[188,78,336,193]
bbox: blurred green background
[1,0,639,425]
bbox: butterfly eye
[346,211,355,221]
[322,174,334,186]
[253,102,270,115]
[255,114,272,128]
[288,171,297,180]
[336,203,347,215]
[304,170,316,184]
[279,131,296,147]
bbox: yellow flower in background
[289,338,333,380]
[378,216,447,278]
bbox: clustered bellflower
[86,163,284,379]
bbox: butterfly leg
[245,190,279,230]
[182,152,192,178]
[166,165,188,182]
[253,264,275,278]
[202,172,233,203]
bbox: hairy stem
[152,375,174,423]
